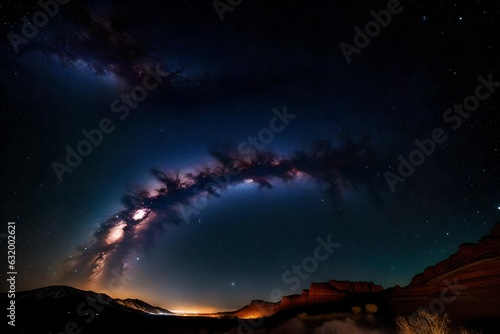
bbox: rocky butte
[233,223,500,322]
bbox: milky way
[64,136,386,286]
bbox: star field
[1,0,499,312]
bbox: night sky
[1,0,499,313]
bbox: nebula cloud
[63,136,386,286]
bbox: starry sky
[1,0,499,313]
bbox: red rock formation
[233,300,280,318]
[232,224,500,322]
[408,224,500,287]
[388,224,500,321]
[279,280,383,309]
[232,280,383,317]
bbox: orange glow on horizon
[83,283,227,316]
[168,305,223,315]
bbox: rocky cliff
[279,280,384,309]
[232,280,384,318]
[387,224,500,321]
[233,224,500,320]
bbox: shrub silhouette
[365,304,378,314]
[352,306,362,314]
[396,309,450,334]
